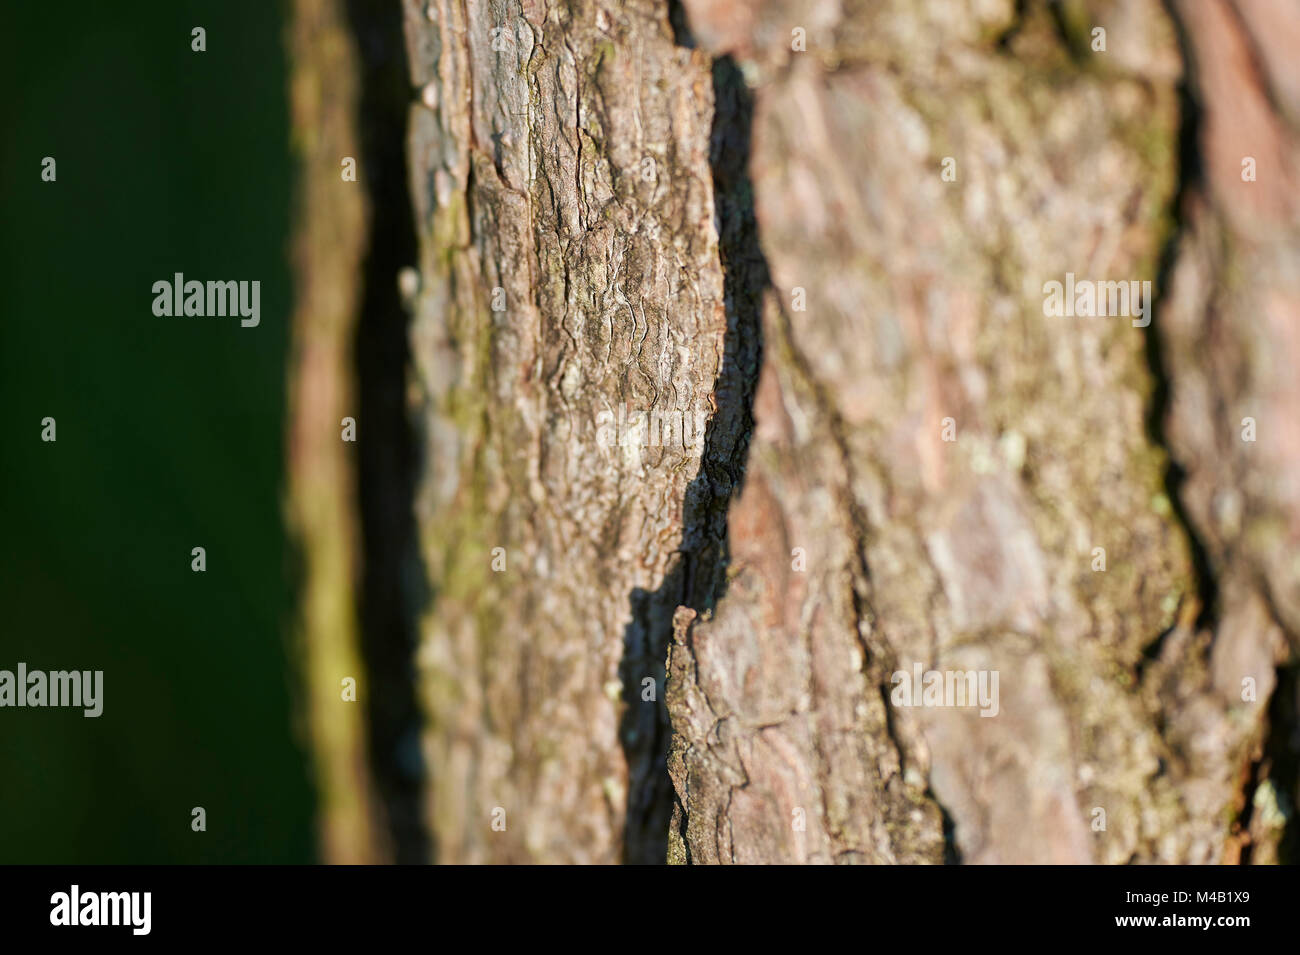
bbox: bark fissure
[345,0,433,865]
[626,50,767,863]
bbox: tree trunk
[392,0,1300,863]
[288,0,386,864]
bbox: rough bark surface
[400,0,1300,863]
[1158,0,1300,863]
[403,0,731,863]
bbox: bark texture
[397,0,1300,863]
[403,0,732,864]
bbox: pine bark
[399,0,1300,864]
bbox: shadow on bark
[619,50,768,863]
[1142,11,1218,640]
[1250,662,1300,863]
[345,0,432,864]
[1143,5,1298,861]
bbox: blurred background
[0,1,317,862]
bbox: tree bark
[288,0,387,864]
[396,0,1300,863]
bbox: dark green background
[0,2,316,861]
